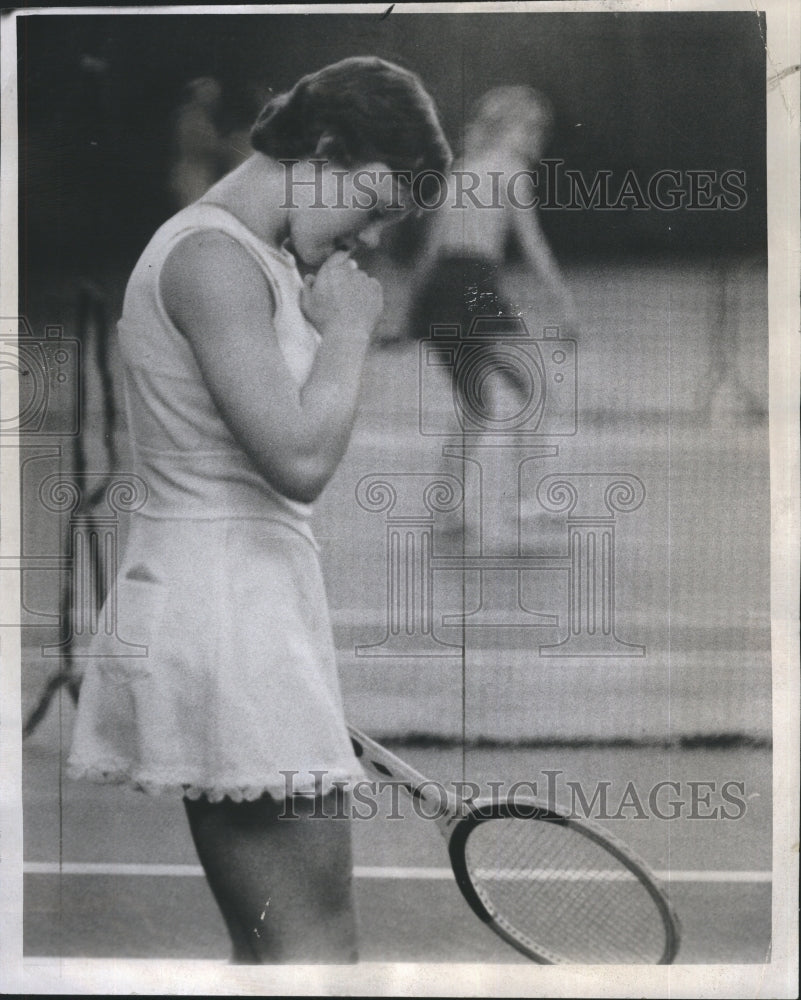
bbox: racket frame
[446,798,681,965]
[348,725,681,965]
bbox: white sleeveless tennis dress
[67,203,363,803]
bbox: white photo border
[1,3,798,995]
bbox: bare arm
[160,231,383,503]
[511,206,579,329]
[510,201,570,291]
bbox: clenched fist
[300,251,384,340]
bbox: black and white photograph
[0,3,798,996]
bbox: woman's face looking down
[283,158,410,268]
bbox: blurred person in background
[168,76,254,208]
[405,87,579,550]
[407,85,579,369]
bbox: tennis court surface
[23,705,770,963]
[18,257,773,969]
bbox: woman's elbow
[280,478,327,506]
[266,454,338,505]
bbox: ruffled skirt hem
[67,758,362,804]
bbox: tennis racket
[348,725,680,965]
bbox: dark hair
[250,56,452,176]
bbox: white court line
[22,862,771,883]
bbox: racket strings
[465,816,671,963]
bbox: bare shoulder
[160,229,276,339]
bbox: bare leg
[184,789,358,964]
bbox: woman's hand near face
[300,250,384,340]
[160,232,380,504]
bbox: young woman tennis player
[67,57,451,964]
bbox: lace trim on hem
[67,761,361,804]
